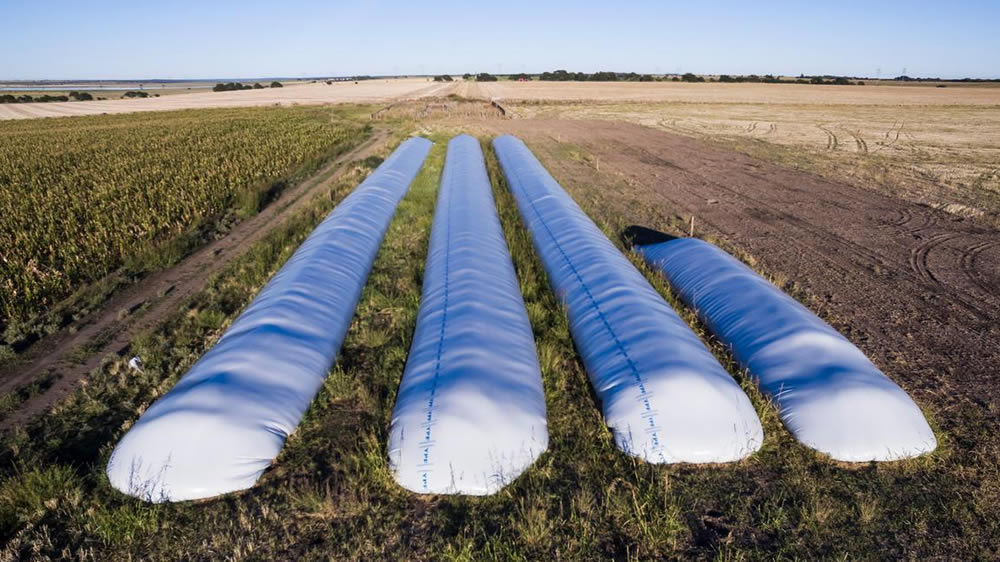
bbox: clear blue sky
[2,0,997,80]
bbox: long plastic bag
[107,137,433,502]
[493,135,762,463]
[388,135,548,494]
[637,237,936,461]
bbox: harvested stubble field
[1,83,999,560]
[0,79,451,121]
[475,81,1000,226]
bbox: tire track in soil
[895,211,938,233]
[909,232,961,284]
[817,124,838,150]
[873,121,904,154]
[689,149,992,322]
[686,161,992,322]
[0,128,391,431]
[845,128,868,153]
[961,240,1000,295]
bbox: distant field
[468,82,1000,224]
[0,80,320,101]
[0,79,450,121]
[475,80,1000,105]
[0,105,365,345]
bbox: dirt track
[490,119,1000,412]
[0,129,391,430]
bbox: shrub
[433,75,453,82]
[212,83,253,92]
[270,81,283,88]
[681,73,705,82]
[539,70,573,81]
[476,73,498,82]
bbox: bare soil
[0,129,391,430]
[487,119,1000,417]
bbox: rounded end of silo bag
[388,408,548,496]
[608,370,764,464]
[106,410,284,502]
[783,381,937,462]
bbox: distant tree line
[475,73,498,82]
[454,69,888,85]
[433,75,453,82]
[1,91,98,103]
[715,74,862,85]
[213,82,252,92]
[212,81,282,92]
[539,70,655,82]
[894,75,1000,83]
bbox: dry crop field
[0,78,451,121]
[1,81,999,559]
[475,81,1000,224]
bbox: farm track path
[488,119,1000,417]
[0,128,391,431]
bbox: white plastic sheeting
[637,238,937,461]
[106,137,433,502]
[492,135,762,463]
[388,136,547,495]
